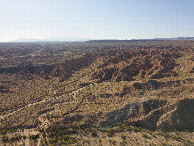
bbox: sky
[0,0,194,42]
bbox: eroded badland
[0,40,193,145]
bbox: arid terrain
[0,40,193,146]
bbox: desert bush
[63,137,77,144]
[9,128,17,133]
[49,135,58,143]
[83,139,90,144]
[142,133,151,139]
[120,140,127,146]
[121,124,133,132]
[109,139,117,145]
[2,135,8,142]
[14,135,22,141]
[63,135,69,141]
[171,135,183,142]
[42,132,46,138]
[134,126,141,132]
[9,137,15,142]
[107,129,115,137]
[121,134,126,140]
[98,138,102,143]
[0,129,7,135]
[157,131,170,139]
[29,134,40,140]
[91,129,97,137]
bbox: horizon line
[0,36,194,43]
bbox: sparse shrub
[9,137,15,142]
[116,122,122,126]
[42,132,46,138]
[20,128,25,132]
[46,113,50,119]
[65,137,77,144]
[36,126,43,132]
[99,138,102,143]
[49,135,58,143]
[161,142,168,146]
[9,128,17,133]
[107,128,115,137]
[2,135,8,142]
[44,138,49,145]
[142,133,151,139]
[109,139,117,145]
[76,143,82,146]
[151,133,157,138]
[121,134,126,140]
[30,134,40,140]
[91,129,97,137]
[125,125,134,132]
[144,129,153,135]
[171,135,182,141]
[158,131,170,139]
[149,142,155,146]
[183,140,193,146]
[120,140,127,146]
[14,135,22,141]
[134,126,141,132]
[0,129,8,135]
[63,135,69,141]
[58,140,63,145]
[23,136,26,139]
[83,139,90,144]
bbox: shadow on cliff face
[100,98,194,130]
[100,99,167,127]
[157,98,194,130]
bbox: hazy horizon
[2,36,194,43]
[0,0,194,42]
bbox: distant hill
[174,37,194,40]
[153,37,194,40]
[10,37,90,42]
[88,37,194,43]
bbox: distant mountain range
[10,37,90,42]
[9,37,194,42]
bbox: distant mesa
[153,37,194,40]
[88,37,194,43]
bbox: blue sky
[0,0,194,41]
